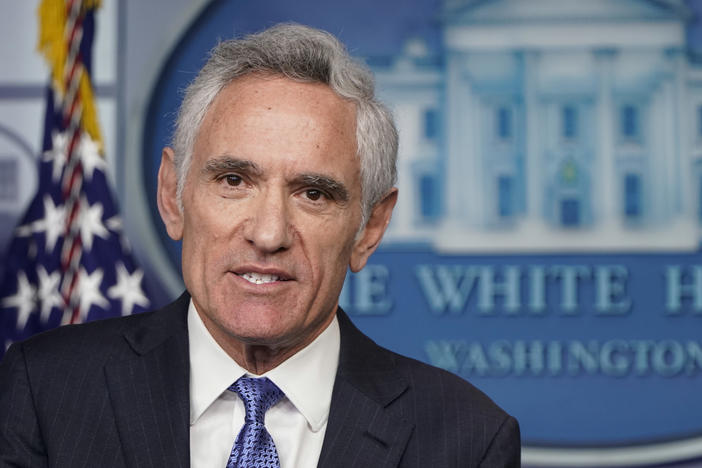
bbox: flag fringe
[37,0,104,152]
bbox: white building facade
[376,0,702,252]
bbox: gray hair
[171,23,398,225]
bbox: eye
[305,189,324,201]
[223,174,242,187]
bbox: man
[0,24,520,467]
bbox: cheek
[185,194,237,238]
[308,221,357,279]
[180,203,227,269]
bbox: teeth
[240,272,280,284]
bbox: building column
[595,50,618,226]
[391,103,417,237]
[650,83,666,221]
[523,50,541,224]
[671,48,691,219]
[662,77,677,217]
[444,53,481,228]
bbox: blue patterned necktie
[226,376,285,468]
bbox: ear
[349,188,398,273]
[157,147,184,241]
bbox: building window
[0,159,18,202]
[423,108,438,141]
[497,175,513,218]
[562,105,578,139]
[420,173,439,219]
[496,106,512,141]
[561,198,580,226]
[624,173,642,219]
[620,105,639,140]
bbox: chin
[223,317,295,343]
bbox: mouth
[235,271,291,285]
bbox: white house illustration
[373,0,702,252]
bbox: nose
[244,189,293,254]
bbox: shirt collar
[187,299,340,432]
[265,313,340,432]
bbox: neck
[237,345,298,375]
[199,311,336,375]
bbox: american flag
[0,0,150,358]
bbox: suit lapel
[102,298,414,467]
[104,293,191,468]
[318,310,414,468]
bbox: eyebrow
[201,155,351,203]
[201,156,262,177]
[295,173,350,203]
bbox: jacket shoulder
[15,309,151,361]
[336,309,520,466]
[338,309,510,421]
[390,346,510,420]
[386,348,520,466]
[9,292,189,365]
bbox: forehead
[209,73,356,120]
[193,75,358,172]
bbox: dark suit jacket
[0,292,520,467]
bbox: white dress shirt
[188,300,340,468]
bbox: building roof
[441,0,692,25]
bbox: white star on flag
[15,217,39,261]
[42,131,68,183]
[0,1,152,359]
[78,135,106,181]
[32,195,65,251]
[15,222,34,238]
[2,272,36,331]
[79,197,109,250]
[36,266,62,324]
[106,215,132,251]
[108,262,150,316]
[106,216,122,231]
[77,267,108,322]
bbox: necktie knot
[229,376,284,425]
[226,376,284,467]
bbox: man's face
[157,75,395,361]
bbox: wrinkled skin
[157,75,396,372]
